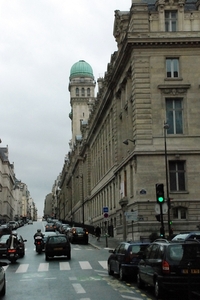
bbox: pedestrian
[95,225,101,241]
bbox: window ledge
[164,77,183,81]
[170,191,189,194]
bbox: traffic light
[160,227,164,237]
[155,214,161,222]
[156,183,164,204]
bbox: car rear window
[130,244,149,256]
[168,244,200,262]
[49,236,67,244]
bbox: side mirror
[109,249,114,253]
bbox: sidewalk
[88,234,121,250]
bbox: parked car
[108,241,150,281]
[0,261,8,296]
[137,239,200,298]
[0,225,11,237]
[8,221,17,229]
[59,224,71,234]
[171,232,200,242]
[0,235,10,256]
[28,220,33,225]
[68,227,89,244]
[45,234,71,261]
[45,222,56,232]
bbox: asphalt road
[1,221,198,300]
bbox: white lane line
[38,263,49,272]
[60,262,71,270]
[98,261,107,269]
[72,283,86,294]
[79,261,92,270]
[16,264,29,273]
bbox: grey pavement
[88,234,121,250]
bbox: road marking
[79,261,92,270]
[16,264,29,273]
[60,262,71,270]
[38,263,49,272]
[98,261,107,269]
[72,283,86,294]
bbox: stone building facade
[59,0,200,240]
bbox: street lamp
[164,122,171,236]
[76,175,84,227]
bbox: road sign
[103,207,109,213]
[125,211,138,221]
[104,213,109,218]
[155,203,168,214]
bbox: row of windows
[76,88,91,97]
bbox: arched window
[76,88,79,96]
[81,88,85,96]
[87,88,90,96]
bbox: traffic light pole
[160,203,165,238]
[164,122,171,237]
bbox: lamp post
[164,122,171,236]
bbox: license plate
[10,254,14,257]
[182,269,200,274]
[54,247,62,251]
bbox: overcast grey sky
[0,0,130,217]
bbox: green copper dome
[70,60,94,79]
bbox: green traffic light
[158,196,164,203]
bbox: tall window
[166,58,179,78]
[76,88,79,96]
[166,98,183,134]
[81,88,85,96]
[169,161,186,191]
[87,88,90,96]
[165,11,177,32]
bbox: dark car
[0,233,27,257]
[107,242,150,281]
[171,231,200,242]
[137,239,200,298]
[0,225,11,237]
[45,222,56,232]
[45,234,71,261]
[42,231,57,249]
[68,227,89,244]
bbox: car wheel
[108,263,114,276]
[67,251,71,260]
[154,279,163,299]
[137,272,145,289]
[0,277,6,296]
[45,254,49,261]
[119,267,125,281]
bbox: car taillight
[162,260,170,274]
[8,249,17,253]
[85,231,88,235]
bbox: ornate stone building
[59,0,200,240]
